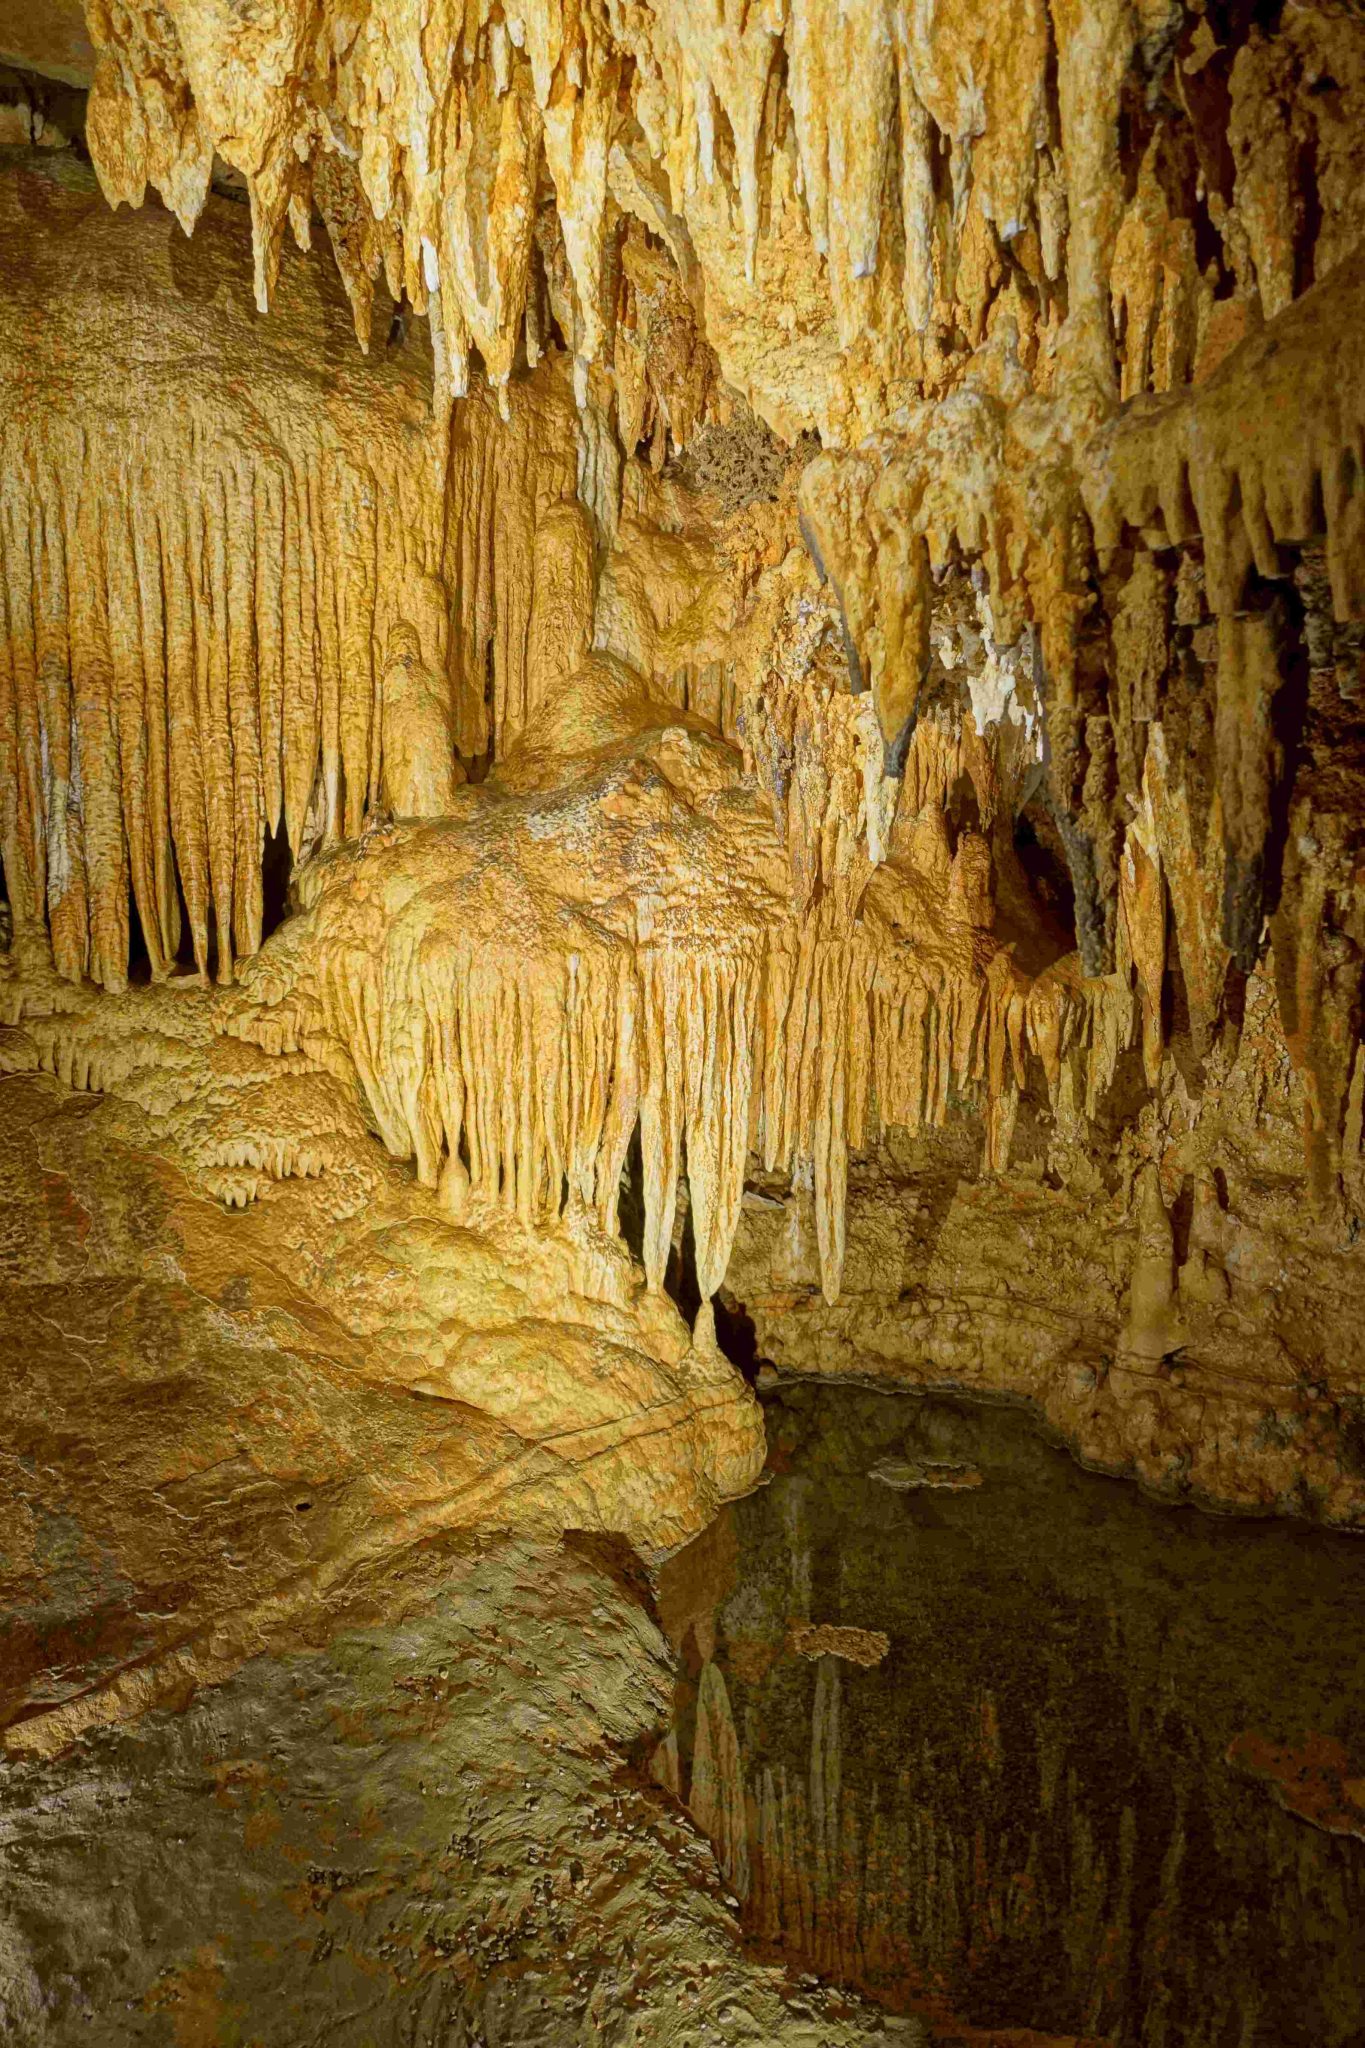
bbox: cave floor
[0,1526,918,2046]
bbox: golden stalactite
[0,166,591,990]
[1087,248,1365,623]
[59,0,1161,440]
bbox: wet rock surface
[0,1062,761,1761]
[0,1531,914,2048]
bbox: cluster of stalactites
[788,239,1365,1197]
[1091,251,1365,627]
[223,877,1151,1306]
[0,423,395,990]
[86,0,647,414]
[84,0,1365,442]
[0,374,583,992]
[1094,250,1365,1196]
[74,0,1142,422]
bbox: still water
[656,1384,1365,2047]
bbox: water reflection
[656,1385,1365,2046]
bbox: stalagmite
[526,498,596,730]
[1119,807,1165,1090]
[380,622,463,820]
[1122,1162,1183,1363]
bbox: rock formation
[1,1,1363,2038]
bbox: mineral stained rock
[1,0,1364,2037]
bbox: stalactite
[65,0,1190,438]
[1048,0,1136,387]
[0,315,593,991]
[443,370,581,760]
[68,468,128,991]
[1110,139,1201,402]
[219,770,1152,1310]
[9,14,1365,1304]
[1089,250,1365,626]
[34,487,88,984]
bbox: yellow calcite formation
[1089,247,1365,1190]
[3,0,1365,1545]
[0,1020,767,1754]
[0,164,586,988]
[222,660,785,1301]
[9,30,1365,2041]
[200,632,1175,1315]
[1088,249,1365,624]
[75,0,1365,437]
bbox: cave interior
[1,2,1363,2042]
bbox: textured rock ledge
[0,1530,921,2047]
[0,1054,763,1760]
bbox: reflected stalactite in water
[691,1660,750,1904]
[663,1387,1365,2047]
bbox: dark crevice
[1296,120,1324,312]
[462,642,498,785]
[1013,808,1077,952]
[663,1182,702,1327]
[618,1124,647,1267]
[713,1290,763,1385]
[261,819,293,941]
[946,771,982,847]
[126,884,153,986]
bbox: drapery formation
[216,712,1150,1307]
[0,170,583,989]
[0,421,424,985]
[0,401,580,987]
[229,915,1129,1307]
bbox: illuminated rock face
[0,3,1364,2035]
